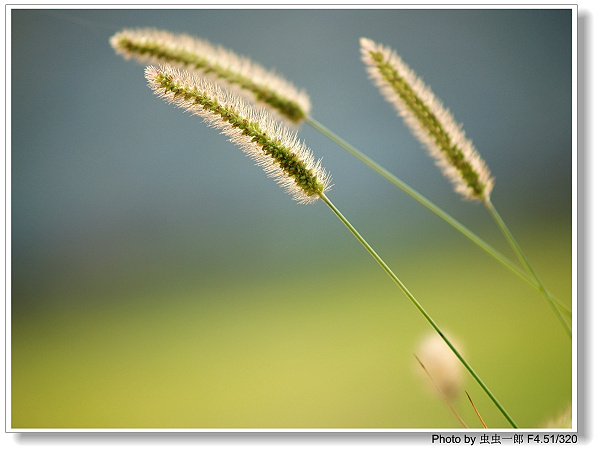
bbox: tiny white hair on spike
[111,28,311,124]
[360,37,494,202]
[145,65,331,204]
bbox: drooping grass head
[111,28,311,125]
[360,37,494,202]
[145,65,331,204]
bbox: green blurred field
[10,219,572,430]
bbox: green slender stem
[484,200,572,338]
[306,115,571,320]
[318,192,518,429]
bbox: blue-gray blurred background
[10,8,573,429]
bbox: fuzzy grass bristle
[360,37,494,202]
[144,65,330,204]
[111,28,311,124]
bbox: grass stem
[318,191,518,429]
[484,200,572,337]
[307,116,571,321]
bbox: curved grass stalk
[306,116,571,321]
[319,192,518,428]
[484,200,572,337]
[360,37,572,334]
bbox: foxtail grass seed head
[145,65,331,204]
[415,332,464,401]
[111,28,311,124]
[360,37,494,202]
